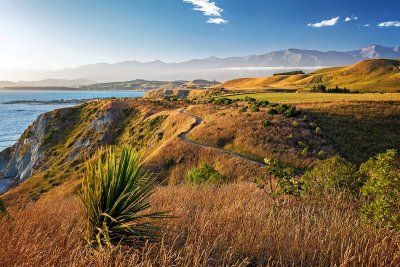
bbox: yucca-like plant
[81,146,168,248]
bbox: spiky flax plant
[81,146,168,248]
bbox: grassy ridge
[218,59,400,92]
[226,92,400,103]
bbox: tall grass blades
[81,146,168,248]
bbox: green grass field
[225,92,400,103]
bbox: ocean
[0,90,145,152]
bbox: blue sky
[0,0,399,69]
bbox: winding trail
[178,108,265,167]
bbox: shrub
[315,127,322,135]
[310,84,327,93]
[81,147,168,248]
[0,199,6,217]
[359,149,400,229]
[250,105,260,112]
[186,164,227,185]
[258,100,270,107]
[301,156,362,197]
[284,107,297,118]
[164,158,174,168]
[214,98,233,105]
[276,104,290,114]
[255,158,302,199]
[238,107,247,113]
[244,96,257,103]
[263,120,272,127]
[268,108,278,115]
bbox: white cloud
[183,0,228,24]
[378,21,400,27]
[345,16,358,22]
[364,24,370,27]
[207,18,228,24]
[308,17,340,28]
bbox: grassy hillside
[217,59,400,92]
[1,183,398,266]
[1,98,334,205]
[1,96,400,266]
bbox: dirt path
[178,108,265,167]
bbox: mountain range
[0,44,399,85]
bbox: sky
[0,0,399,69]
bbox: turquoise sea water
[0,90,144,151]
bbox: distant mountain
[218,59,400,92]
[0,44,399,83]
[0,79,94,88]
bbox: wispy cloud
[344,16,358,22]
[364,24,370,27]
[378,21,400,27]
[207,18,228,24]
[183,0,228,24]
[308,17,340,28]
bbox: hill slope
[218,59,400,92]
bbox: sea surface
[0,90,144,152]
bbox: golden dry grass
[0,183,399,266]
[218,59,400,92]
[185,104,335,168]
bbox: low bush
[268,108,278,115]
[360,149,400,229]
[250,105,260,112]
[238,107,247,113]
[244,96,257,103]
[263,120,272,127]
[164,158,174,168]
[186,164,227,185]
[301,156,363,197]
[0,199,6,216]
[214,98,233,105]
[255,158,302,199]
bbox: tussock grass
[0,183,399,266]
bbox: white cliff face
[0,112,50,181]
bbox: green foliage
[186,164,227,185]
[276,104,290,114]
[250,105,260,112]
[81,146,168,248]
[360,149,400,229]
[258,100,270,107]
[298,141,311,156]
[164,158,174,168]
[310,84,327,93]
[315,127,322,135]
[301,156,363,197]
[263,120,272,127]
[238,107,247,113]
[244,96,257,103]
[268,108,278,115]
[255,158,302,199]
[0,199,6,216]
[311,84,351,93]
[273,70,305,76]
[214,98,233,105]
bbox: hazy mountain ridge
[1,44,399,83]
[0,79,94,88]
